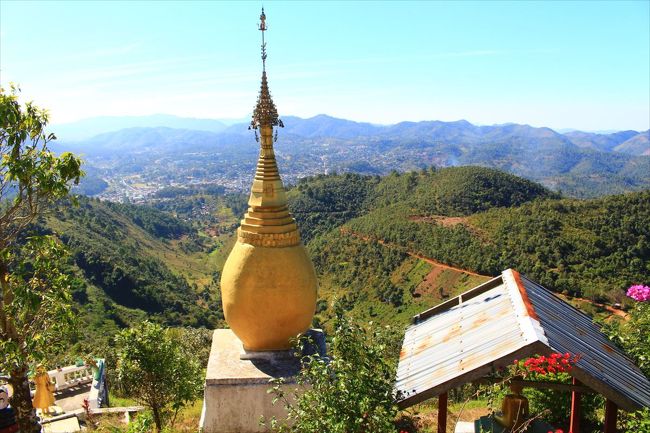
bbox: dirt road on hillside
[340,228,489,278]
[339,228,629,319]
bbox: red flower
[522,353,579,376]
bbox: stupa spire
[238,7,296,245]
[260,7,267,71]
[250,7,284,131]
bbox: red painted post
[570,378,581,433]
[438,392,448,433]
[604,399,618,433]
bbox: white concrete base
[199,329,302,433]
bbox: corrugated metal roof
[395,269,650,411]
[517,272,650,410]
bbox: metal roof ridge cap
[502,269,548,346]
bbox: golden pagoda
[220,8,318,352]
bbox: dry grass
[399,398,490,433]
[91,399,203,433]
[90,414,129,433]
[168,400,203,433]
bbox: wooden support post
[570,378,581,433]
[438,392,448,433]
[604,399,618,433]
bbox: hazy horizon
[50,112,646,135]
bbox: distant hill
[55,127,226,155]
[564,130,639,152]
[51,114,229,141]
[614,131,650,156]
[284,170,650,328]
[281,114,383,139]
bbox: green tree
[610,302,650,377]
[268,308,401,433]
[114,321,203,432]
[603,299,650,431]
[0,85,82,433]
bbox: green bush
[603,299,650,432]
[266,307,401,433]
[524,386,603,427]
[622,407,650,433]
[605,302,650,377]
[115,322,203,432]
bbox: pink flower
[627,285,650,302]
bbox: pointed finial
[259,7,267,71]
[250,7,283,132]
[259,7,267,31]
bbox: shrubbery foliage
[115,321,203,432]
[267,308,401,433]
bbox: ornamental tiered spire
[238,8,299,247]
[250,8,284,131]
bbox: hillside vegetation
[37,196,233,351]
[29,166,648,352]
[344,191,649,301]
[286,167,649,327]
[289,166,555,242]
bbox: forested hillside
[288,166,555,242]
[30,166,648,352]
[36,196,234,351]
[286,167,649,327]
[342,191,649,301]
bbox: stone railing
[49,365,94,392]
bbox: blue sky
[1,1,648,131]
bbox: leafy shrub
[622,407,650,433]
[115,322,203,432]
[604,287,650,432]
[603,289,650,377]
[266,308,401,433]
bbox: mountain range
[50,114,650,199]
[55,113,650,155]
[51,114,249,141]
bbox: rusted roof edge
[519,272,608,328]
[509,269,539,321]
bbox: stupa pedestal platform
[200,329,325,433]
